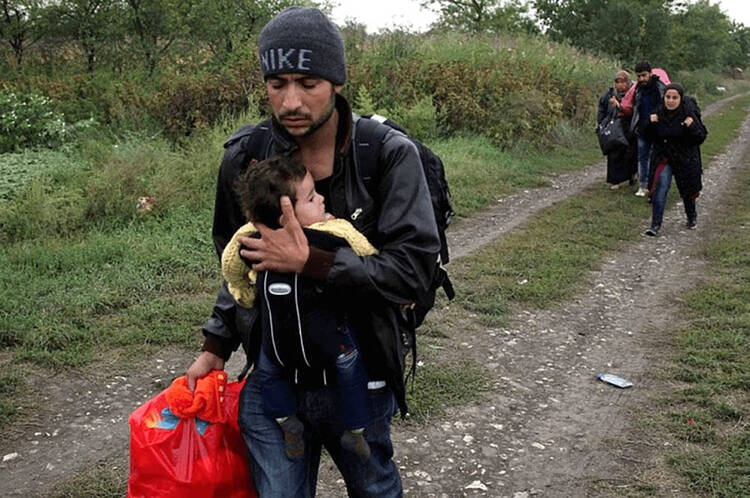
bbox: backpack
[683,95,708,144]
[355,114,456,328]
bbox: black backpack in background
[355,114,456,327]
[683,95,708,144]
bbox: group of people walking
[598,61,707,236]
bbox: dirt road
[1,96,747,497]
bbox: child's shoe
[278,415,305,460]
[341,429,371,461]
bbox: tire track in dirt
[0,94,746,497]
[382,105,750,497]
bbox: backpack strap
[224,118,274,170]
[226,119,273,381]
[245,118,274,163]
[353,115,392,193]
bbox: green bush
[152,69,253,140]
[673,68,723,100]
[345,32,614,148]
[0,90,68,152]
[392,94,439,140]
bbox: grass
[0,149,72,201]
[0,370,23,427]
[0,206,219,365]
[46,460,127,498]
[448,93,750,326]
[404,356,490,423]
[653,153,750,496]
[435,124,603,220]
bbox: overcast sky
[330,0,750,33]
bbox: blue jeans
[651,163,696,227]
[239,371,403,497]
[256,330,372,430]
[637,136,652,189]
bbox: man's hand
[683,116,694,127]
[650,114,659,123]
[239,196,310,273]
[186,351,225,391]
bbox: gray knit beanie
[258,7,346,85]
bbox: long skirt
[606,139,637,185]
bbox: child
[222,155,376,461]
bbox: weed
[0,371,23,428]
[46,459,127,498]
[404,358,490,423]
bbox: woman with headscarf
[597,70,638,189]
[642,82,707,236]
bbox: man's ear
[334,84,343,94]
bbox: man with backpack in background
[185,6,444,496]
[619,61,668,197]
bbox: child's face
[293,172,326,226]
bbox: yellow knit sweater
[221,218,378,308]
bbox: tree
[126,0,180,75]
[167,0,300,60]
[727,22,750,69]
[424,0,538,34]
[669,0,739,70]
[1,0,41,65]
[49,0,124,72]
[534,0,672,64]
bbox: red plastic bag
[128,378,257,498]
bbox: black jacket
[645,97,707,199]
[201,94,440,414]
[632,75,666,135]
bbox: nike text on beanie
[258,7,346,85]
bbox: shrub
[352,85,391,117]
[392,94,439,140]
[0,90,68,152]
[673,68,723,100]
[346,31,614,148]
[152,70,251,141]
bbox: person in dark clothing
[621,61,667,196]
[598,69,637,189]
[185,6,440,497]
[643,83,707,236]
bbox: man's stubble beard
[300,90,337,137]
[277,90,336,137]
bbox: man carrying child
[186,6,440,496]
